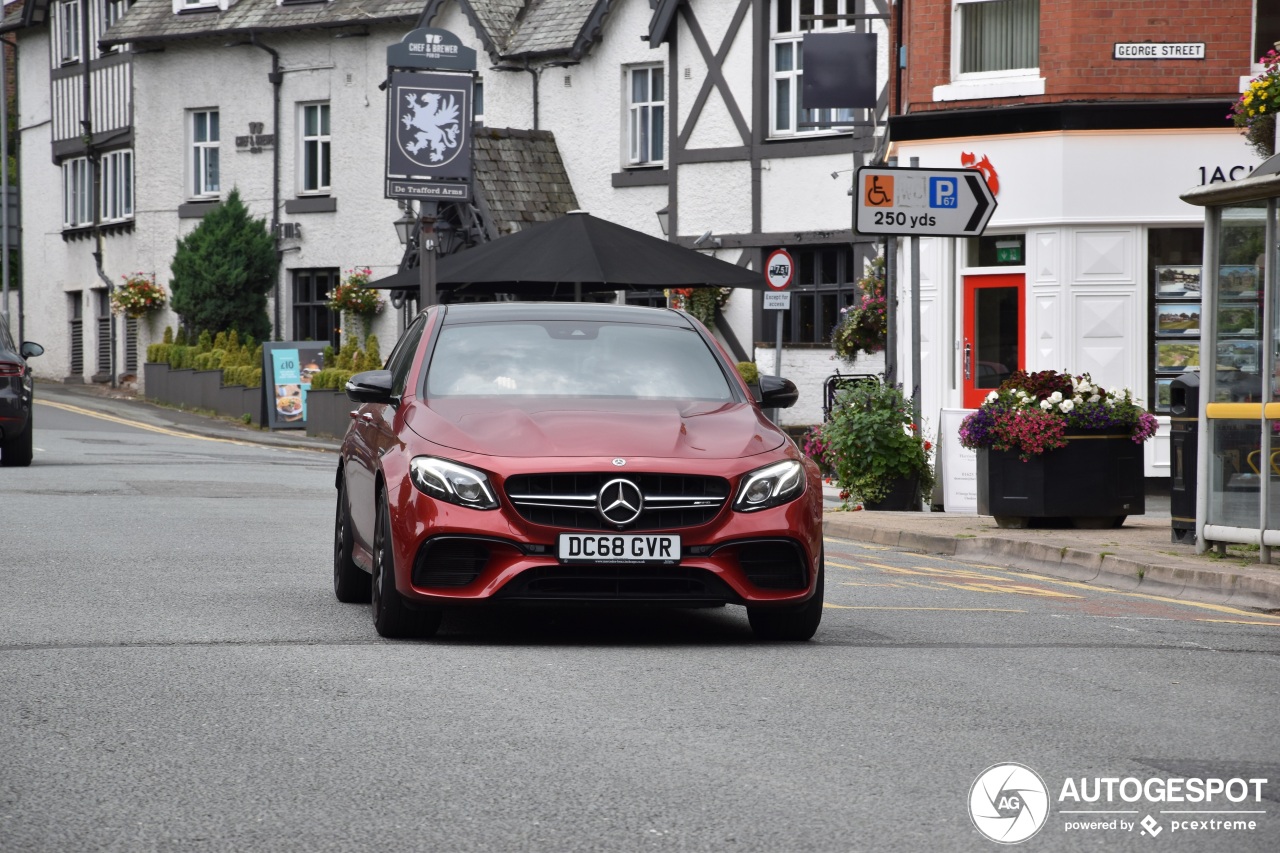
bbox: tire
[372,493,442,639]
[333,474,371,603]
[747,552,824,642]
[0,411,33,468]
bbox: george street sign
[854,166,997,237]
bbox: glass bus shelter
[1182,163,1280,560]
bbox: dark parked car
[334,303,824,640]
[0,321,42,467]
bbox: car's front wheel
[333,473,371,603]
[747,552,824,641]
[0,411,34,468]
[372,493,442,639]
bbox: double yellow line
[35,398,318,451]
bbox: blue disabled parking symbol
[929,177,958,208]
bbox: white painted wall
[894,130,1256,476]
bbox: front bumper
[384,457,823,608]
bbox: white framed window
[299,103,330,194]
[190,109,220,198]
[769,0,856,138]
[173,0,220,12]
[54,0,81,66]
[955,0,1039,75]
[100,150,134,223]
[936,0,1043,101]
[105,0,131,30]
[627,66,665,166]
[62,157,92,228]
[1256,0,1280,67]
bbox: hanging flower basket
[831,255,886,362]
[668,287,731,328]
[111,272,167,319]
[327,267,384,340]
[1230,50,1280,159]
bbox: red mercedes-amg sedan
[334,302,824,640]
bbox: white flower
[1073,394,1083,404]
[1040,399,1053,410]
[986,391,999,403]
[1059,399,1075,413]
[1048,391,1063,403]
[1089,394,1100,403]
[1018,390,1030,400]
[1076,379,1092,393]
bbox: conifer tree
[170,189,276,341]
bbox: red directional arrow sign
[854,166,997,238]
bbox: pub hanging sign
[385,28,476,201]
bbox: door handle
[964,341,972,381]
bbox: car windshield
[425,320,736,401]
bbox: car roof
[438,302,694,328]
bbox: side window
[955,0,1040,76]
[190,109,220,199]
[387,314,428,396]
[299,103,331,195]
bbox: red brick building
[885,0,1270,488]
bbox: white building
[3,0,891,429]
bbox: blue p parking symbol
[930,177,958,208]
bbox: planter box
[246,386,265,426]
[216,384,254,420]
[306,388,352,439]
[166,369,198,408]
[193,370,223,411]
[863,474,921,512]
[976,433,1145,528]
[143,362,169,402]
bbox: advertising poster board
[939,408,978,513]
[262,342,329,430]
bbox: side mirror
[346,369,395,404]
[758,374,799,409]
[20,341,44,359]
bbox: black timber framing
[660,0,883,347]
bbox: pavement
[33,379,1280,612]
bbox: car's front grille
[412,537,491,588]
[497,565,739,602]
[504,473,730,531]
[729,540,809,590]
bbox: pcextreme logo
[969,763,1270,844]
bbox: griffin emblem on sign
[401,92,461,162]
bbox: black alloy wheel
[746,549,824,641]
[0,411,33,467]
[333,473,371,603]
[372,493,443,639]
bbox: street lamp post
[418,202,439,310]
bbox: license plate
[557,533,681,565]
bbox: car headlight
[409,457,499,510]
[733,460,804,512]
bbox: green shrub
[175,326,189,346]
[223,366,262,388]
[147,343,172,364]
[311,368,355,391]
[162,326,174,344]
[736,361,760,386]
[323,345,336,369]
[212,331,228,352]
[365,335,381,369]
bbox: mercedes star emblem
[597,478,644,527]
[612,458,626,466]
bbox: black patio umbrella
[367,211,764,296]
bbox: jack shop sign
[385,70,473,199]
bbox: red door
[962,273,1025,408]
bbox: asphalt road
[1,399,1278,852]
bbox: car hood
[405,397,785,459]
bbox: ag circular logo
[968,763,1050,844]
